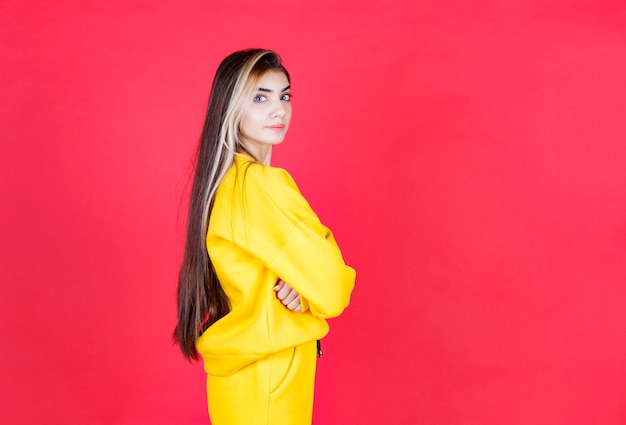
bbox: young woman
[174,49,356,425]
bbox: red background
[2,1,626,424]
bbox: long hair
[174,49,290,361]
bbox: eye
[254,94,267,103]
[281,93,292,101]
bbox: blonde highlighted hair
[174,49,290,360]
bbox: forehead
[254,70,289,88]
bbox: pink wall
[2,1,626,424]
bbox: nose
[271,100,285,118]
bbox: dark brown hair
[174,49,290,361]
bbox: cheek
[242,110,262,129]
[239,112,257,135]
[238,117,248,136]
[284,105,293,123]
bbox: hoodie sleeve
[237,163,356,319]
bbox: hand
[274,279,302,312]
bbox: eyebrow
[257,85,291,93]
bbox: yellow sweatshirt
[197,154,356,377]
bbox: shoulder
[235,156,298,197]
[235,156,315,220]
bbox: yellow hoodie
[197,154,356,377]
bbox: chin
[268,138,286,146]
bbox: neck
[243,141,272,165]
[258,147,272,165]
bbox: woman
[174,49,356,425]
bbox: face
[239,70,292,159]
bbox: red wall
[2,1,626,424]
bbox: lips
[266,124,285,131]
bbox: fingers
[274,279,285,292]
[274,280,302,312]
[280,287,299,305]
[274,280,295,302]
[277,288,301,311]
[286,297,302,312]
